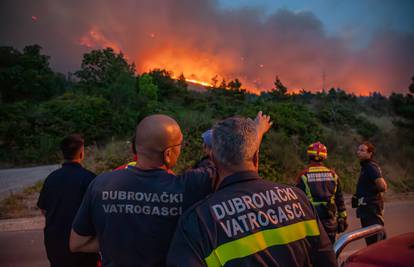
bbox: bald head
[135,114,183,159]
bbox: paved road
[0,229,47,267]
[0,200,413,266]
[0,165,59,200]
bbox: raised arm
[254,111,273,144]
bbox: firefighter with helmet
[296,142,348,243]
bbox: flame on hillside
[78,28,260,92]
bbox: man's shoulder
[43,166,66,183]
[367,160,381,169]
[178,194,214,227]
[177,168,212,186]
[79,166,96,176]
[364,160,382,176]
[260,179,312,201]
[94,169,130,182]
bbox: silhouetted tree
[409,76,414,94]
[177,73,188,89]
[219,79,227,89]
[75,47,135,92]
[0,45,65,103]
[211,75,219,87]
[270,76,288,99]
[147,69,184,98]
[228,78,242,91]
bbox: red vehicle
[335,225,414,267]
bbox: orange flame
[78,27,262,93]
[182,78,212,87]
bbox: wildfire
[183,78,212,87]
[78,27,261,93]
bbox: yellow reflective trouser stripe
[204,219,320,267]
[338,211,347,218]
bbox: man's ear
[163,148,172,166]
[253,150,259,169]
[79,146,85,161]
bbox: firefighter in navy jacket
[296,142,347,244]
[167,113,337,267]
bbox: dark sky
[1,0,413,94]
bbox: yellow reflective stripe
[330,173,338,205]
[126,161,136,166]
[312,201,327,206]
[307,151,327,156]
[301,175,313,202]
[204,219,320,267]
[308,167,330,173]
[338,211,347,218]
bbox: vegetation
[0,180,43,219]
[1,45,413,194]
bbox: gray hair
[212,116,259,166]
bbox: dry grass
[0,180,43,219]
[83,140,134,174]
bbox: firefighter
[113,135,138,171]
[296,142,347,244]
[70,114,217,266]
[167,115,337,267]
[353,141,387,245]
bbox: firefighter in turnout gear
[296,142,348,244]
[167,114,337,267]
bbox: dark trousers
[321,218,338,244]
[357,205,386,246]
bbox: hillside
[1,46,413,193]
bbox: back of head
[212,116,259,168]
[135,114,182,163]
[60,134,84,161]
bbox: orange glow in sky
[78,27,387,95]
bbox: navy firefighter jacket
[72,162,216,267]
[296,163,347,219]
[167,171,337,267]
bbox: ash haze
[1,0,413,95]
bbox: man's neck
[217,164,257,187]
[309,161,323,166]
[135,158,168,171]
[65,159,81,164]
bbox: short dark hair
[362,141,375,156]
[60,134,84,160]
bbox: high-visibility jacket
[296,163,347,219]
[167,171,337,267]
[113,161,137,171]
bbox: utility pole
[322,70,326,92]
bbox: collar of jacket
[218,171,261,191]
[360,159,373,166]
[308,162,324,167]
[62,161,82,168]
